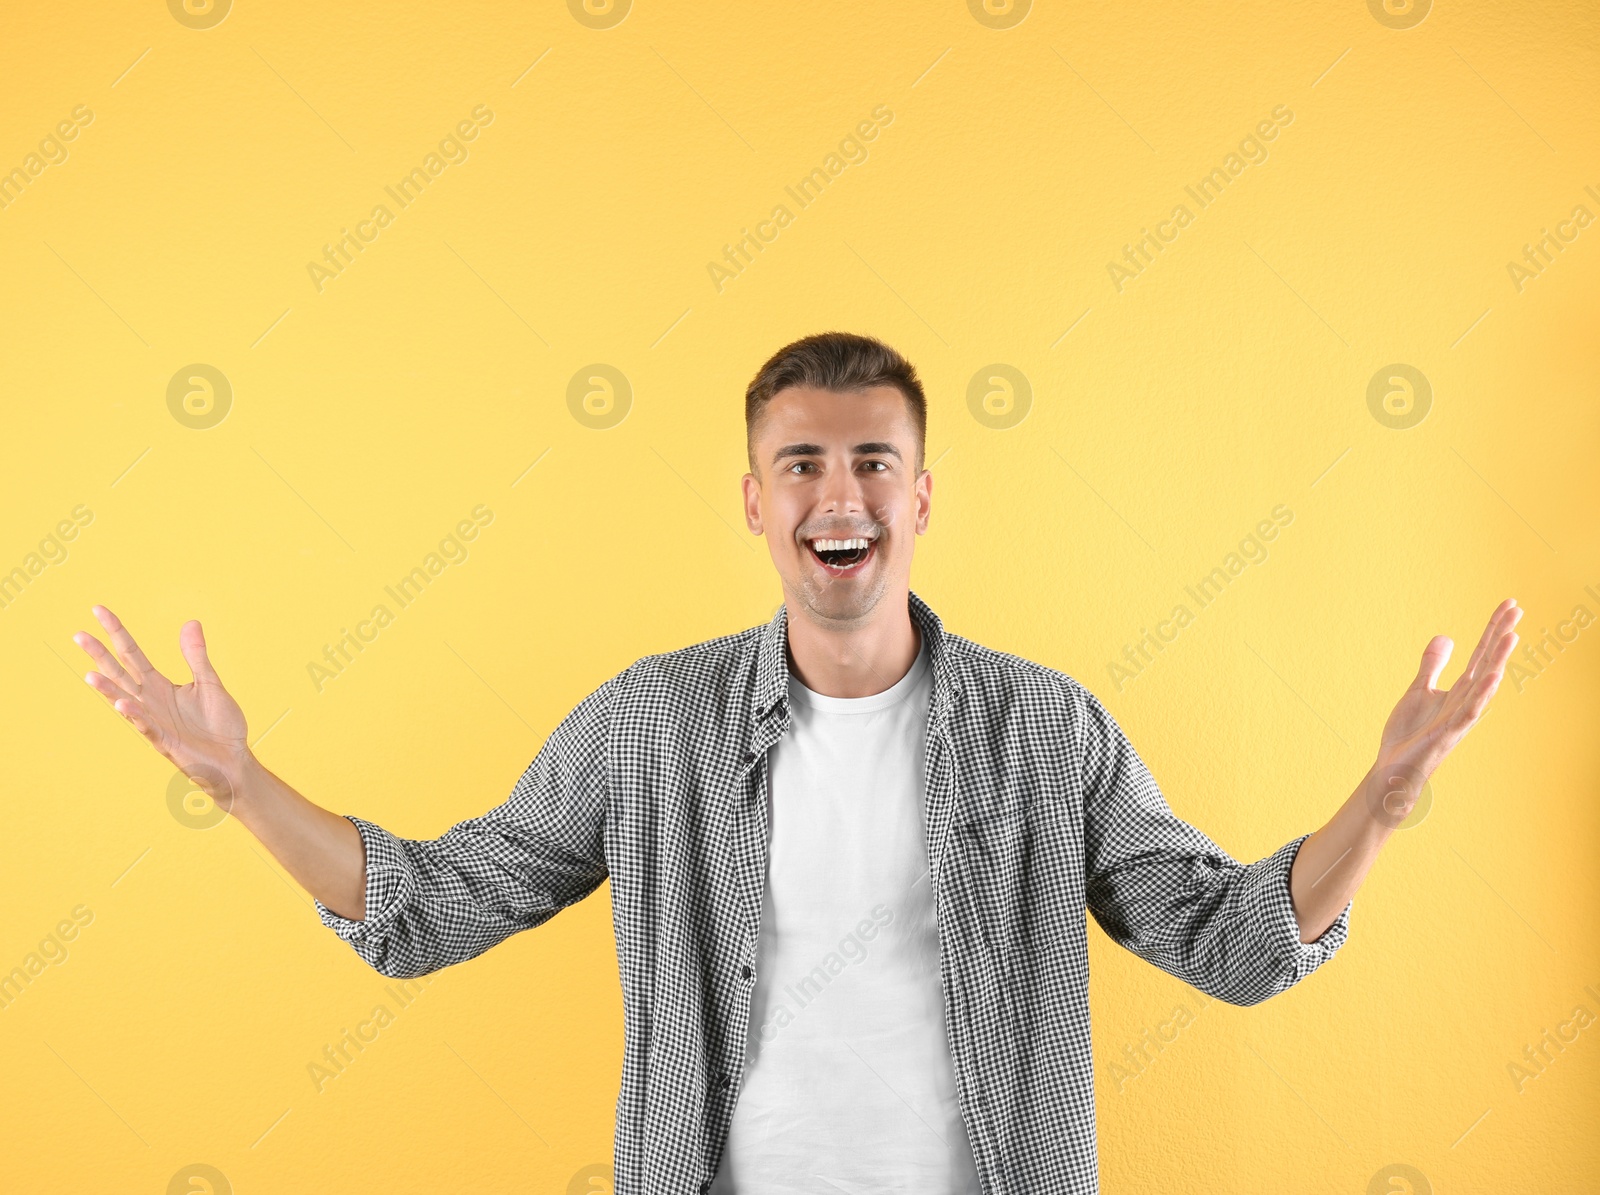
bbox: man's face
[742,384,931,630]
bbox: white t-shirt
[711,635,983,1194]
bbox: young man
[75,332,1520,1195]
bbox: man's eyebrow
[771,443,824,463]
[771,441,903,464]
[853,441,902,460]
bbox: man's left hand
[1370,597,1523,821]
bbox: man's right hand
[75,605,252,810]
[74,604,370,921]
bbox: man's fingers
[91,604,159,687]
[1474,626,1520,698]
[82,670,168,750]
[1469,673,1504,721]
[1413,635,1454,690]
[1463,612,1522,698]
[1459,599,1521,686]
[1454,599,1510,686]
[112,696,160,742]
[83,669,138,709]
[1457,671,1504,730]
[178,619,221,685]
[73,630,138,692]
[83,671,156,738]
[1454,627,1520,729]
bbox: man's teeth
[810,538,871,551]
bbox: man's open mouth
[806,536,877,577]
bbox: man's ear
[742,472,764,535]
[914,467,933,535]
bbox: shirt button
[741,751,755,765]
[740,964,753,980]
[699,1182,711,1194]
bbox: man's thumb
[179,619,222,684]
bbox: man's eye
[789,461,815,474]
[863,460,888,471]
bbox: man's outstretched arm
[74,605,369,918]
[1078,597,1520,1005]
[74,604,615,977]
[1288,597,1522,942]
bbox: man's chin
[791,568,887,628]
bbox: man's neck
[783,587,922,699]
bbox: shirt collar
[752,589,962,727]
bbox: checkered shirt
[315,590,1352,1194]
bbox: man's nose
[819,466,866,514]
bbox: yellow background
[1,0,1595,1191]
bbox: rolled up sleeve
[1074,680,1352,1006]
[314,674,617,978]
[314,815,418,943]
[1240,832,1352,974]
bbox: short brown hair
[744,331,927,474]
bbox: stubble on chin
[790,561,889,633]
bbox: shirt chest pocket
[953,798,1085,959]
